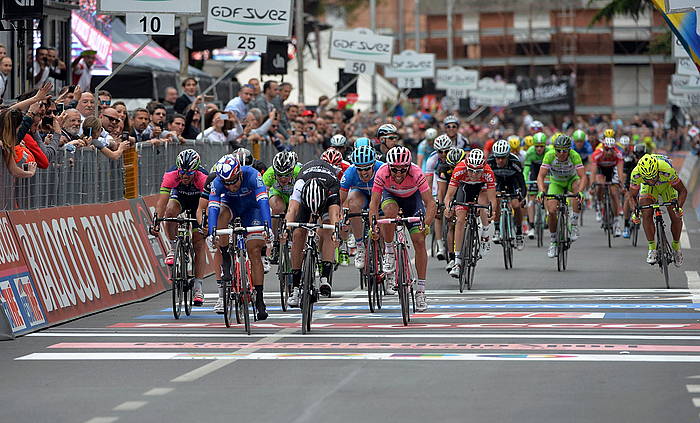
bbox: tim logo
[14,0,35,5]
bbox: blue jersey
[572,140,593,161]
[340,161,384,194]
[418,140,435,172]
[207,166,271,235]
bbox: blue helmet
[354,137,371,148]
[351,145,377,166]
[216,155,241,181]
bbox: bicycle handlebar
[286,222,336,231]
[376,216,423,225]
[638,201,677,210]
[544,194,580,200]
[270,213,286,219]
[215,226,267,236]
[452,202,491,210]
[155,217,199,224]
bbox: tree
[588,0,652,24]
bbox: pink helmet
[386,146,412,166]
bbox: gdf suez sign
[2,0,43,19]
[329,28,394,64]
[205,0,293,38]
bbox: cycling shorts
[348,188,371,209]
[218,201,265,241]
[269,187,291,205]
[547,176,580,196]
[639,183,678,204]
[380,190,425,234]
[596,166,619,184]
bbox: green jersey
[541,149,584,182]
[523,145,551,180]
[262,164,301,199]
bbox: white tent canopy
[234,30,399,110]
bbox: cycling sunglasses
[389,165,409,174]
[381,135,400,141]
[178,169,196,176]
[223,174,242,185]
[554,148,570,153]
[445,124,459,129]
[356,164,374,172]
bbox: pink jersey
[372,163,430,198]
[160,167,208,194]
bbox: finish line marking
[237,289,693,298]
[16,352,700,363]
[46,342,700,353]
[687,271,700,305]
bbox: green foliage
[648,30,671,55]
[588,0,652,24]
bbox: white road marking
[170,359,233,383]
[686,385,700,393]
[143,387,173,396]
[692,398,700,407]
[681,218,691,249]
[686,271,700,305]
[112,401,147,411]
[291,367,362,423]
[83,418,118,423]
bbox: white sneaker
[436,240,446,260]
[415,292,428,312]
[263,256,271,274]
[570,224,580,241]
[382,250,395,273]
[527,228,535,239]
[384,275,396,295]
[646,250,657,264]
[446,259,454,272]
[481,237,491,254]
[614,217,622,237]
[492,230,501,244]
[449,260,461,278]
[319,278,332,297]
[287,287,301,307]
[516,235,524,251]
[214,297,225,314]
[595,210,602,222]
[354,247,366,269]
[547,242,557,258]
[673,250,683,267]
[347,234,356,248]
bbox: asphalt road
[2,208,700,423]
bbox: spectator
[183,96,202,140]
[97,90,112,112]
[99,107,121,139]
[33,46,51,88]
[197,109,242,144]
[162,86,178,115]
[251,80,279,116]
[0,44,6,59]
[112,101,128,121]
[174,77,198,114]
[224,83,255,120]
[286,103,299,123]
[247,78,261,96]
[150,104,167,138]
[71,49,96,92]
[59,109,83,142]
[130,108,155,143]
[82,115,128,160]
[278,82,293,103]
[76,92,95,119]
[0,109,36,178]
[161,113,187,143]
[0,57,11,101]
[46,47,67,92]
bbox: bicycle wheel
[604,190,613,248]
[171,240,184,319]
[223,281,234,328]
[458,220,472,293]
[556,210,566,272]
[500,213,509,270]
[467,224,480,290]
[183,243,193,317]
[278,242,289,312]
[301,249,316,334]
[536,205,544,248]
[657,220,670,289]
[366,272,375,313]
[396,245,410,326]
[239,253,251,335]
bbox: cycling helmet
[330,134,347,147]
[425,128,438,141]
[289,150,299,164]
[302,178,327,216]
[553,134,572,150]
[507,135,521,151]
[354,137,371,148]
[272,151,296,175]
[321,148,343,166]
[351,145,377,166]
[233,147,253,166]
[604,128,615,138]
[385,146,412,166]
[444,115,459,126]
[633,143,647,159]
[446,147,466,166]
[176,149,201,171]
[572,129,586,142]
[377,124,398,138]
[529,120,543,132]
[216,155,241,180]
[550,132,562,145]
[492,139,511,158]
[466,149,485,169]
[433,134,453,151]
[636,154,659,180]
[619,135,630,147]
[603,137,616,149]
[524,135,534,149]
[533,132,547,146]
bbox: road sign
[671,74,700,94]
[436,66,478,91]
[344,61,375,75]
[329,28,394,64]
[226,34,268,52]
[125,13,175,35]
[397,77,422,89]
[205,0,293,38]
[384,50,435,79]
[98,0,201,14]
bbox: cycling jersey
[372,163,430,198]
[591,147,623,168]
[340,161,385,195]
[629,155,679,189]
[486,153,527,196]
[523,145,550,181]
[541,149,584,181]
[449,133,470,150]
[160,165,209,212]
[435,160,456,183]
[290,160,341,222]
[263,164,302,202]
[207,166,272,236]
[572,140,593,162]
[449,161,496,206]
[424,150,447,195]
[418,139,435,171]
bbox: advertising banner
[71,0,113,76]
[99,0,201,14]
[205,0,294,38]
[436,67,479,91]
[0,212,46,337]
[7,200,168,326]
[384,50,435,79]
[652,0,700,72]
[329,29,394,64]
[507,76,575,114]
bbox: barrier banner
[0,212,46,337]
[8,200,168,326]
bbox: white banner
[672,74,700,94]
[205,0,293,38]
[384,50,435,79]
[344,61,375,75]
[98,0,200,14]
[125,13,175,35]
[329,28,394,64]
[446,88,469,99]
[663,0,697,13]
[469,78,518,107]
[436,66,478,90]
[668,84,700,107]
[677,58,700,76]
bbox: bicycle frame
[453,201,490,292]
[344,210,384,312]
[497,193,519,270]
[544,194,579,272]
[638,201,677,289]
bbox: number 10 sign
[125,13,175,35]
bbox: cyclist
[444,149,497,278]
[536,134,586,258]
[628,154,687,266]
[369,146,436,311]
[523,132,549,239]
[375,124,401,158]
[604,128,615,139]
[572,129,593,186]
[436,147,466,271]
[153,149,209,306]
[417,128,438,169]
[207,156,272,320]
[232,147,267,175]
[425,134,454,261]
[285,158,342,304]
[523,135,534,152]
[622,143,646,238]
[444,115,469,149]
[329,133,350,160]
[340,145,384,269]
[264,151,302,261]
[321,147,349,178]
[488,139,527,250]
[529,120,544,135]
[508,135,526,162]
[591,137,625,236]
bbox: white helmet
[330,134,347,147]
[302,178,327,216]
[433,134,453,152]
[603,137,617,149]
[466,149,485,169]
[425,128,438,141]
[491,139,511,158]
[619,135,630,146]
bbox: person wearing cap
[71,49,97,92]
[443,115,469,149]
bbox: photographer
[47,48,67,92]
[33,47,51,88]
[71,50,97,92]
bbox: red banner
[7,200,167,325]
